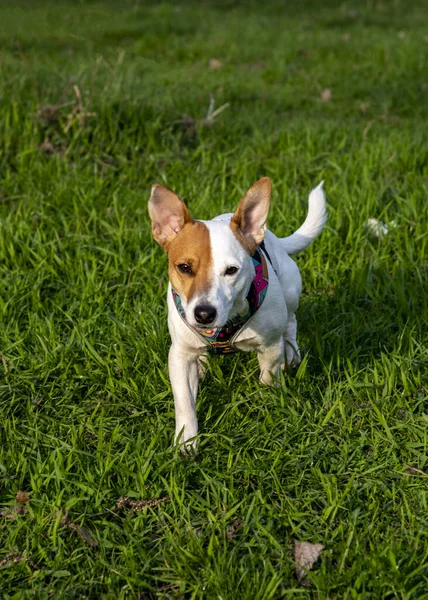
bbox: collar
[171,246,269,355]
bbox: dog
[148,178,326,451]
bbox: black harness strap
[259,240,277,275]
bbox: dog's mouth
[194,323,220,331]
[190,318,227,331]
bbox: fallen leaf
[31,396,45,407]
[39,139,67,156]
[0,505,28,519]
[116,496,169,512]
[226,518,243,541]
[36,103,68,126]
[294,540,324,582]
[76,525,98,547]
[0,552,38,571]
[341,33,351,41]
[320,88,332,102]
[360,103,370,114]
[0,553,24,569]
[209,58,223,70]
[39,139,55,154]
[397,31,406,40]
[15,491,30,503]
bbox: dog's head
[148,178,271,329]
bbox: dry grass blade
[63,85,96,133]
[204,93,230,125]
[404,465,428,477]
[116,496,169,512]
[176,94,230,133]
[57,510,98,547]
[294,540,324,582]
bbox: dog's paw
[284,342,301,369]
[283,356,301,370]
[291,356,301,368]
[175,428,198,457]
[259,369,280,387]
[177,438,197,457]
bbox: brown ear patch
[168,221,213,303]
[148,184,192,252]
[230,177,271,254]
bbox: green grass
[0,0,427,597]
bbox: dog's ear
[231,178,271,251]
[148,184,193,252]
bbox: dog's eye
[177,263,192,274]
[225,266,238,276]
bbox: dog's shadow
[300,261,425,376]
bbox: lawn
[0,0,427,597]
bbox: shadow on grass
[302,260,426,370]
[191,260,426,433]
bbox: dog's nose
[194,304,217,325]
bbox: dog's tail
[281,181,327,254]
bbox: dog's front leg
[257,338,284,386]
[168,344,200,452]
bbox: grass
[0,0,427,597]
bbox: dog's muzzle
[171,245,269,355]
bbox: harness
[171,244,271,355]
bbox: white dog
[148,178,326,451]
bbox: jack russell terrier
[148,178,326,452]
